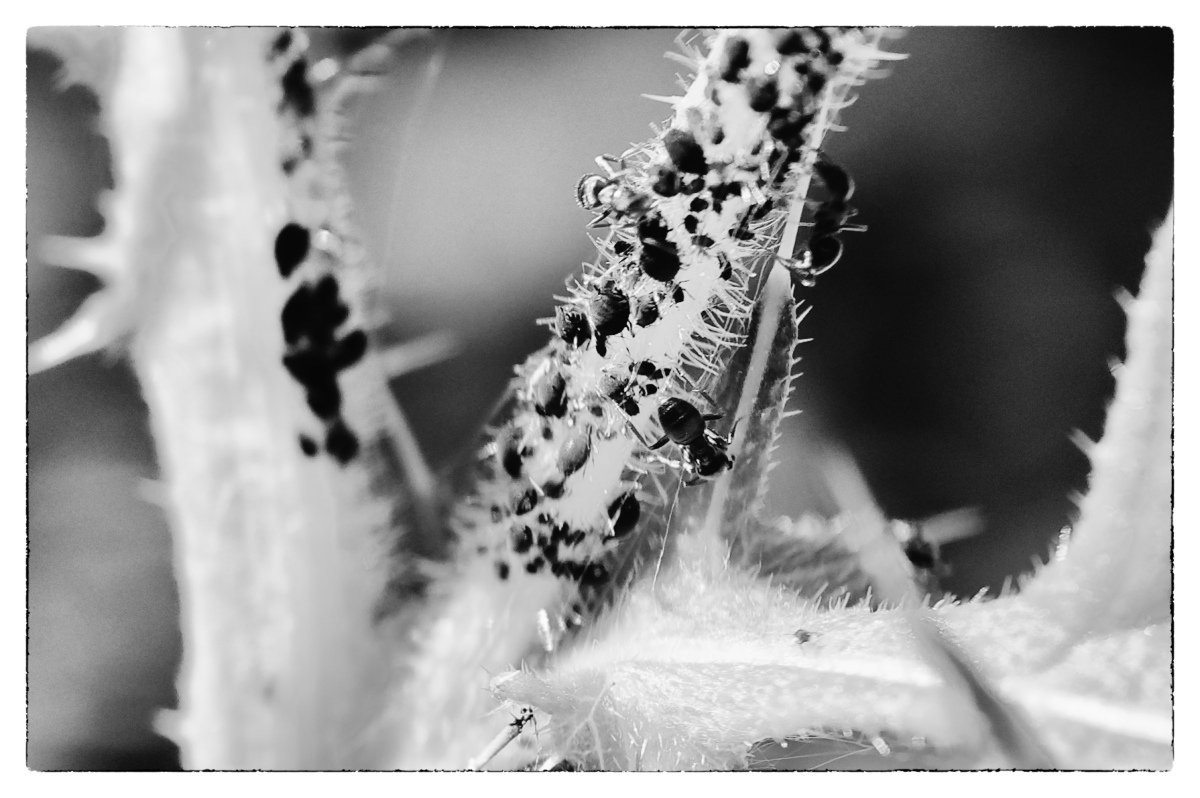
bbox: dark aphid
[693,234,715,250]
[274,222,311,278]
[635,360,666,380]
[718,254,733,280]
[328,329,368,372]
[612,238,634,257]
[497,425,528,479]
[813,157,855,201]
[711,127,725,145]
[280,58,316,118]
[826,49,844,67]
[541,479,565,499]
[683,215,699,234]
[639,237,681,283]
[649,396,734,484]
[679,176,706,195]
[752,197,776,221]
[495,562,510,581]
[306,377,342,419]
[905,535,938,571]
[525,557,545,574]
[774,28,806,56]
[589,284,631,338]
[717,35,752,82]
[672,285,686,304]
[269,30,294,57]
[634,295,659,327]
[281,284,314,345]
[282,347,328,386]
[582,561,609,585]
[709,180,741,214]
[662,128,708,175]
[766,107,813,149]
[598,371,630,402]
[606,492,641,539]
[810,27,832,55]
[309,274,350,342]
[554,306,592,347]
[324,420,360,465]
[298,434,318,457]
[647,164,681,197]
[689,196,709,213]
[510,485,539,516]
[745,75,779,113]
[599,371,641,416]
[806,70,827,97]
[510,524,534,555]
[557,425,592,479]
[530,367,568,418]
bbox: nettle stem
[32,28,412,769]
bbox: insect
[574,154,655,226]
[647,396,735,485]
[587,281,631,357]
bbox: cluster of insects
[450,28,869,597]
[268,30,372,465]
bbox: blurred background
[27,28,1173,770]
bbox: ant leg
[701,413,723,423]
[648,434,669,451]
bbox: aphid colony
[454,28,869,602]
[268,31,369,464]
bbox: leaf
[491,211,1174,771]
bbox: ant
[574,154,654,227]
[646,396,735,485]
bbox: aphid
[556,424,592,479]
[637,216,682,282]
[793,629,813,645]
[281,347,328,386]
[510,524,534,555]
[274,222,311,278]
[324,419,360,465]
[530,366,569,418]
[554,305,592,347]
[646,164,681,197]
[328,329,368,372]
[718,254,733,280]
[280,58,316,117]
[648,397,735,485]
[717,35,751,82]
[510,485,539,516]
[774,28,806,57]
[598,371,640,416]
[766,106,813,149]
[745,74,779,113]
[633,294,659,328]
[688,196,709,213]
[269,30,295,58]
[281,284,315,345]
[588,283,631,356]
[662,128,707,175]
[495,425,530,479]
[298,434,318,457]
[495,562,510,581]
[606,491,641,539]
[305,376,342,419]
